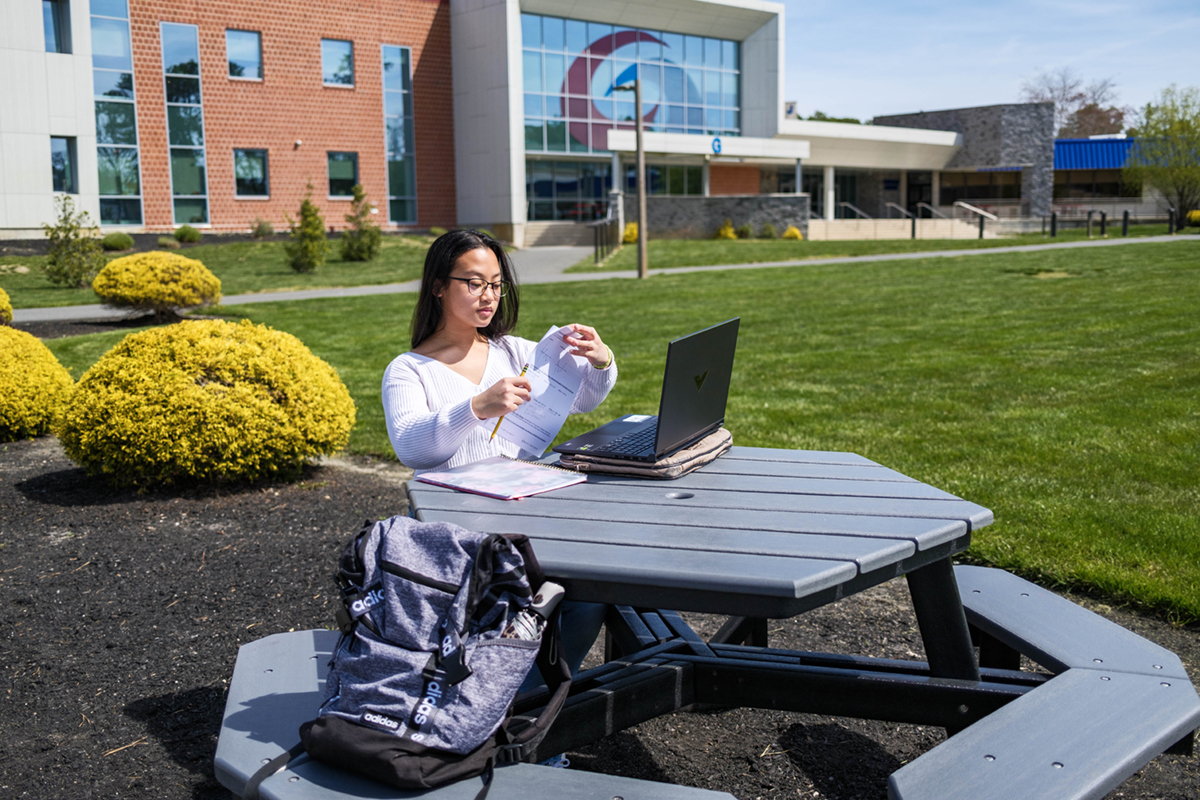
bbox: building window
[327,152,358,197]
[234,149,269,196]
[90,0,141,224]
[1052,169,1137,200]
[51,137,78,193]
[43,0,71,54]
[322,39,354,86]
[624,163,703,197]
[162,23,208,225]
[521,13,740,155]
[226,30,262,80]
[941,171,1022,204]
[382,45,416,223]
[526,159,612,221]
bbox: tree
[284,183,329,273]
[41,195,105,288]
[339,184,382,261]
[1124,85,1200,227]
[1020,67,1127,137]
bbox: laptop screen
[653,318,739,456]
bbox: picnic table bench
[215,447,1200,799]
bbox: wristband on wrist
[592,346,613,370]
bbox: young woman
[383,229,616,473]
[381,229,615,715]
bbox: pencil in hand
[490,363,530,441]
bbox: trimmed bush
[0,287,11,324]
[102,232,135,251]
[735,223,753,239]
[157,236,182,249]
[92,251,221,316]
[714,219,737,240]
[0,326,74,442]
[284,185,329,273]
[622,222,638,243]
[42,195,105,287]
[477,228,497,240]
[429,226,448,237]
[759,223,778,239]
[174,225,203,243]
[250,217,274,238]
[55,320,356,487]
[782,225,803,240]
[340,184,382,262]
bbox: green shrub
[735,223,753,239]
[250,217,274,238]
[41,195,105,288]
[759,223,778,239]
[782,225,803,240]
[714,219,737,240]
[477,228,497,240]
[0,287,11,324]
[340,184,382,262]
[157,236,182,249]
[92,251,222,316]
[55,319,356,487]
[429,226,448,237]
[284,184,329,273]
[102,231,135,251]
[0,326,74,441]
[174,225,203,243]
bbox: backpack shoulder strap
[242,740,306,800]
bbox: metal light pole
[615,79,648,278]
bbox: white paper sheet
[490,325,589,455]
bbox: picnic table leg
[906,558,981,683]
[709,616,768,648]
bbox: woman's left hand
[563,324,610,368]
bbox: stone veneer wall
[874,102,1055,217]
[623,194,811,238]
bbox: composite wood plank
[691,458,919,482]
[586,472,959,500]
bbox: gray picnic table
[216,446,1200,800]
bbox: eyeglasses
[447,276,510,297]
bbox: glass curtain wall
[521,13,740,156]
[526,160,611,221]
[91,0,142,224]
[382,46,417,223]
[162,23,208,224]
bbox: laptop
[553,318,739,463]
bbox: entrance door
[906,171,932,215]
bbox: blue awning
[1055,138,1136,170]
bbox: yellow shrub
[0,326,74,441]
[782,225,804,240]
[714,219,737,240]
[0,287,11,324]
[1188,210,1200,225]
[622,222,638,243]
[55,319,356,487]
[92,251,221,314]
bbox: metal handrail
[885,202,915,219]
[838,201,872,219]
[953,201,999,221]
[917,202,950,220]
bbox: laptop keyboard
[593,425,657,456]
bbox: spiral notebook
[414,456,586,500]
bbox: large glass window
[328,152,358,197]
[941,170,1023,204]
[51,137,77,193]
[234,149,269,196]
[90,0,140,224]
[623,163,703,196]
[322,39,354,86]
[382,45,416,223]
[162,23,208,224]
[226,30,262,79]
[525,160,612,221]
[522,12,739,156]
[44,0,71,53]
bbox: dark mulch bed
[2,436,1198,799]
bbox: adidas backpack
[246,516,571,799]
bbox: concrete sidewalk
[11,236,1194,323]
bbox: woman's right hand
[471,376,532,420]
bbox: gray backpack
[247,517,570,799]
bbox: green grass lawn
[569,224,1193,272]
[45,240,1200,619]
[0,234,433,309]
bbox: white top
[382,335,617,474]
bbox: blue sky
[781,0,1200,122]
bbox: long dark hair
[410,229,520,349]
